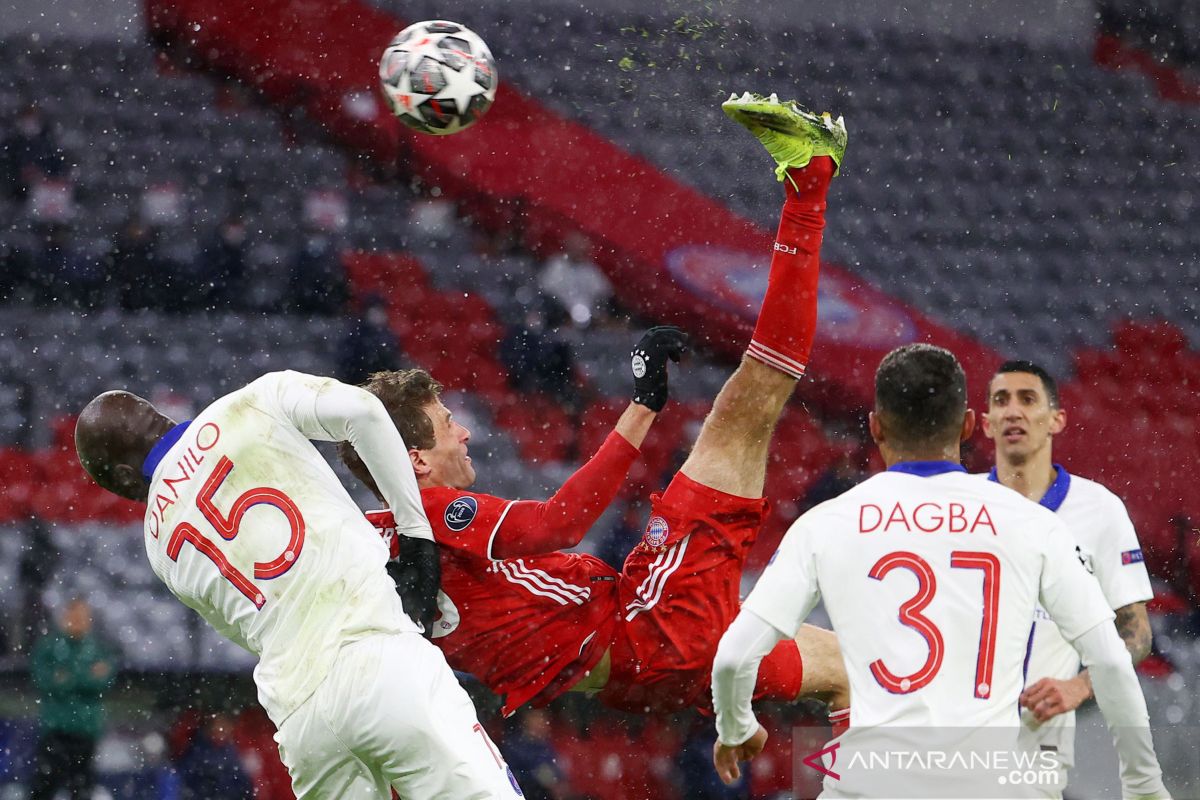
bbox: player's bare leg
[594,95,849,719]
[681,94,847,499]
[795,623,849,710]
[684,95,851,714]
[679,357,795,498]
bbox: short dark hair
[992,360,1060,408]
[875,344,968,451]
[337,369,442,497]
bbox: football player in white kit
[75,371,523,799]
[711,344,1169,799]
[983,360,1153,798]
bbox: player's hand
[388,536,442,638]
[1020,676,1090,722]
[630,326,688,412]
[712,725,767,785]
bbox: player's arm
[1024,493,1154,721]
[491,414,643,559]
[386,537,441,636]
[268,371,432,540]
[77,645,116,690]
[491,327,688,559]
[1073,623,1169,799]
[711,519,821,784]
[1037,520,1170,799]
[1023,601,1151,720]
[267,371,439,627]
[711,609,785,784]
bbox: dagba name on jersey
[858,500,997,535]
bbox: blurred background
[0,0,1197,797]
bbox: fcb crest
[445,496,478,531]
[643,516,670,549]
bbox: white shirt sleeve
[1091,489,1154,611]
[1072,623,1168,798]
[1039,514,1166,797]
[1037,515,1115,641]
[712,518,821,746]
[711,608,788,746]
[266,371,434,542]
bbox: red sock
[829,707,850,739]
[745,156,835,379]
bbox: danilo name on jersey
[858,501,997,535]
[147,422,222,539]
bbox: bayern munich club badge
[643,516,670,549]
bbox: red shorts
[597,473,804,714]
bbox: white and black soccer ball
[378,20,498,136]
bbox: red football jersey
[368,487,621,715]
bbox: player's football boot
[722,92,847,183]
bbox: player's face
[419,401,475,489]
[982,372,1065,465]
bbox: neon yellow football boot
[722,92,848,184]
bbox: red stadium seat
[233,707,296,800]
[493,395,575,464]
[553,715,682,800]
[30,446,142,524]
[342,251,431,297]
[751,410,840,570]
[0,448,39,523]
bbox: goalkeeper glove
[387,536,441,638]
[631,326,688,412]
[368,510,441,638]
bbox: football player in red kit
[345,94,850,723]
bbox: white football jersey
[981,467,1153,768]
[746,463,1115,735]
[141,371,417,723]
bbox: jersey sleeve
[256,370,433,542]
[741,517,822,638]
[1090,489,1153,611]
[490,430,641,559]
[247,370,335,438]
[1038,515,1116,642]
[712,609,788,746]
[421,487,517,560]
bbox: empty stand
[369,1,1199,375]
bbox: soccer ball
[379,20,498,135]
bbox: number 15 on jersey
[167,455,307,609]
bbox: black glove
[631,325,689,412]
[387,537,441,638]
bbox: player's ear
[960,408,976,442]
[979,407,994,439]
[1049,407,1066,437]
[867,411,884,445]
[111,462,148,502]
[408,447,431,478]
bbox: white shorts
[274,632,524,799]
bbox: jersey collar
[887,460,967,477]
[141,421,192,483]
[987,463,1071,512]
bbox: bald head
[76,391,176,502]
